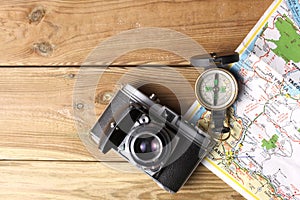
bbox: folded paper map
[185,0,300,199]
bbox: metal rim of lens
[130,132,163,164]
[128,125,172,169]
[195,68,238,111]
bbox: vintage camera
[90,84,216,193]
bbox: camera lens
[129,124,172,169]
[133,133,162,162]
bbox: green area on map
[261,134,279,150]
[268,14,300,63]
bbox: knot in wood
[68,73,75,78]
[28,6,46,24]
[96,91,115,105]
[33,41,54,57]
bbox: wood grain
[0,161,244,200]
[0,66,244,199]
[0,0,276,199]
[0,66,202,161]
[0,0,273,65]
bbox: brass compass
[191,53,239,139]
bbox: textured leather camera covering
[153,140,211,193]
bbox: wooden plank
[0,0,273,65]
[0,161,244,200]
[0,67,246,198]
[0,67,203,160]
[0,67,90,160]
[0,1,275,198]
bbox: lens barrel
[132,132,162,162]
[129,124,171,169]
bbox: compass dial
[195,68,238,110]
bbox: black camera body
[90,84,216,193]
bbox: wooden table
[0,1,274,199]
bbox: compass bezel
[195,68,238,111]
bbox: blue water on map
[188,105,207,124]
[286,0,300,28]
[283,82,300,96]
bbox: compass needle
[213,73,219,106]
